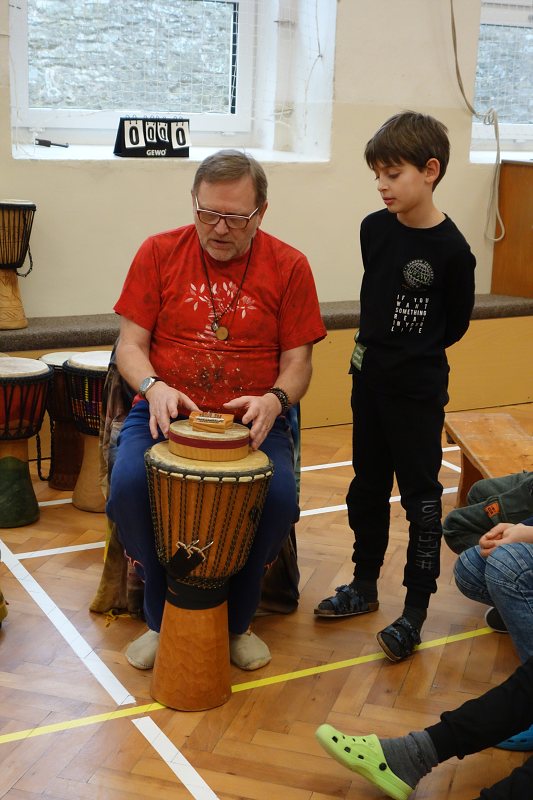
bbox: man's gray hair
[192,149,268,207]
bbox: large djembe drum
[0,200,36,330]
[39,352,85,490]
[0,356,52,527]
[146,414,273,711]
[63,351,112,512]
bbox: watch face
[140,377,154,395]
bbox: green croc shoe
[316,724,413,800]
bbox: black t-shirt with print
[356,209,476,400]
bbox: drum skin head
[0,356,50,377]
[147,440,271,476]
[40,351,80,368]
[65,351,112,371]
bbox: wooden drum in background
[40,352,84,491]
[0,356,52,527]
[0,200,36,331]
[63,351,111,512]
[146,432,273,712]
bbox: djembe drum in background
[0,356,52,527]
[63,350,112,512]
[39,352,84,491]
[146,414,273,711]
[0,200,36,330]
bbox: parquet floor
[0,418,528,800]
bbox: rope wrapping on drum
[145,451,273,592]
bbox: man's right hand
[144,381,199,438]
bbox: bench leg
[456,454,483,508]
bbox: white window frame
[471,0,533,151]
[10,0,255,140]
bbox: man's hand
[479,521,533,558]
[224,393,281,449]
[145,381,199,439]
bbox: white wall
[0,0,496,319]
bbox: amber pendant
[215,325,229,341]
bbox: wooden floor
[0,415,529,800]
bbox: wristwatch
[139,376,163,397]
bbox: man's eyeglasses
[195,195,260,230]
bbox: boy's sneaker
[484,607,508,633]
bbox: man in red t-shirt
[107,149,326,672]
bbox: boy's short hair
[364,111,450,188]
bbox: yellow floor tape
[0,626,494,746]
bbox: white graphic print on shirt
[391,259,434,334]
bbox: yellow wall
[301,316,533,428]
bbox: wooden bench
[444,409,533,507]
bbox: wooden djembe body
[39,352,85,490]
[63,351,112,512]
[0,200,36,331]
[146,415,273,711]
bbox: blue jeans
[454,543,533,663]
[106,401,298,634]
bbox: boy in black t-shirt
[315,111,476,662]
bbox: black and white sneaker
[484,606,508,633]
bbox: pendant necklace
[200,240,254,341]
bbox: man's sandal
[377,616,421,662]
[314,583,379,617]
[315,724,413,800]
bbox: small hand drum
[40,352,84,491]
[145,439,273,711]
[63,350,112,512]
[0,200,36,331]
[0,356,52,527]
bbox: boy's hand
[479,521,533,557]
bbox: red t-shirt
[114,225,326,413]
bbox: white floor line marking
[17,541,105,560]
[301,503,347,517]
[133,717,220,800]
[441,459,462,473]
[0,540,220,800]
[302,447,460,473]
[301,460,351,471]
[38,498,73,507]
[0,539,134,706]
[301,486,458,517]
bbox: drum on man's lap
[40,351,84,491]
[63,350,112,512]
[0,356,52,527]
[146,415,273,711]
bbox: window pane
[28,0,238,114]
